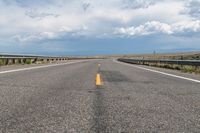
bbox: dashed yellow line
[96,73,103,86]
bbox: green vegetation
[25,59,32,64]
[0,59,3,66]
[181,66,200,73]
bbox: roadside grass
[181,66,200,73]
[25,59,32,64]
[120,52,200,61]
[143,63,200,74]
[0,59,3,66]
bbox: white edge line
[0,60,87,74]
[113,59,200,84]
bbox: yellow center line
[96,73,103,86]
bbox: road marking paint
[96,73,103,86]
[114,59,200,84]
[0,60,87,74]
[98,63,101,72]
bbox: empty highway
[0,59,200,132]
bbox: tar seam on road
[114,59,200,84]
[0,60,87,74]
[92,87,107,132]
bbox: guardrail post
[23,59,26,64]
[19,59,22,64]
[11,59,14,64]
[14,59,19,64]
[7,59,13,65]
[5,59,8,65]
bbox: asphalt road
[0,59,200,132]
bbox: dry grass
[141,62,200,74]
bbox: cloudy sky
[0,0,200,55]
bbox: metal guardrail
[118,58,200,66]
[0,54,68,65]
[0,54,61,58]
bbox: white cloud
[173,20,200,33]
[183,0,200,19]
[0,0,199,43]
[114,20,200,36]
[122,0,155,9]
[12,31,57,42]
